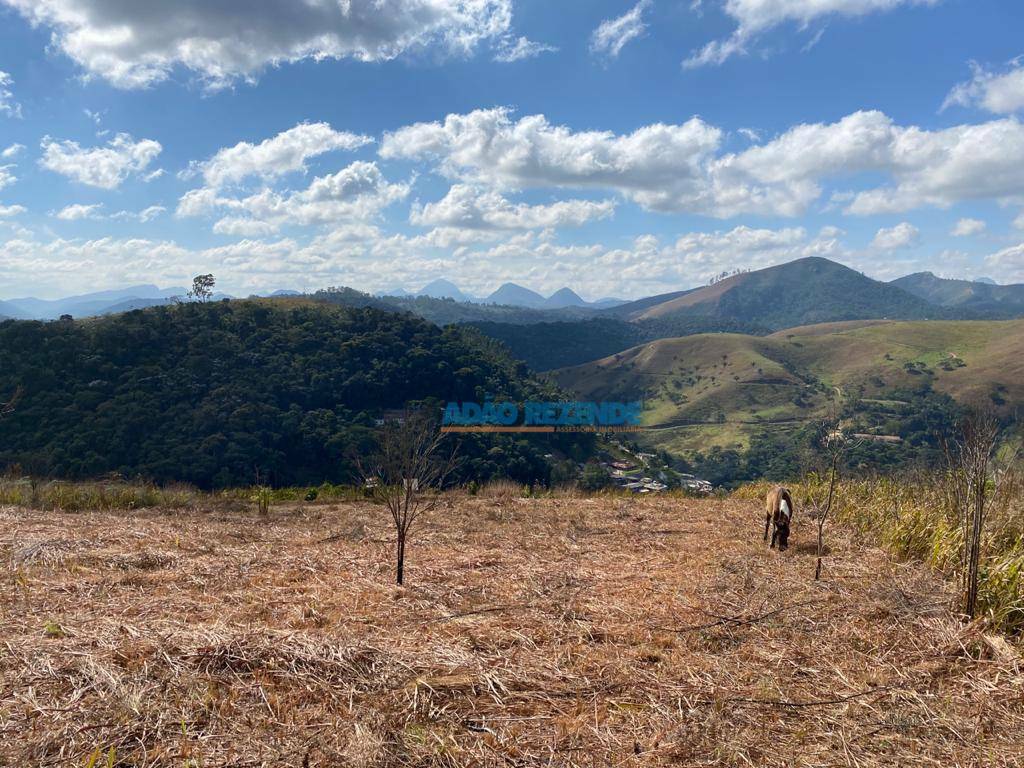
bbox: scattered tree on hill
[361,411,458,585]
[188,274,216,302]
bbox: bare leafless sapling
[942,409,1000,620]
[361,411,457,585]
[810,404,854,581]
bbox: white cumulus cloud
[179,160,410,232]
[720,110,1024,216]
[838,116,1024,215]
[381,107,726,213]
[190,122,373,189]
[212,217,282,238]
[590,0,651,60]
[985,242,1024,283]
[951,218,986,237]
[0,204,26,217]
[380,107,1024,218]
[1,0,515,89]
[54,203,105,220]
[111,205,167,222]
[944,59,1024,115]
[1,143,25,159]
[410,184,615,231]
[53,202,167,222]
[871,222,919,250]
[40,133,162,189]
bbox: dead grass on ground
[2,495,1023,766]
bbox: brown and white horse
[764,486,794,551]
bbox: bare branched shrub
[813,446,841,581]
[360,411,457,585]
[808,404,853,581]
[943,410,1000,620]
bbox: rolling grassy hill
[466,315,770,371]
[552,319,1024,454]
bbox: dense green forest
[0,300,592,488]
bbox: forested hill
[0,300,580,488]
[607,257,938,329]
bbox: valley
[5,256,1024,485]
[553,319,1024,456]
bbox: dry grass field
[3,493,1024,767]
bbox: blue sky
[1,0,1023,299]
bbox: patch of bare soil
[1,495,1022,766]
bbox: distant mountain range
[379,279,626,310]
[312,258,1024,372]
[0,285,261,320]
[4,260,1024,334]
[890,272,1024,316]
[0,285,187,321]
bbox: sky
[1,0,1023,301]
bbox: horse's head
[774,517,790,551]
[774,499,792,551]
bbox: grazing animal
[764,486,794,551]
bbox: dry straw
[2,491,1023,766]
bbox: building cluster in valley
[603,445,713,494]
